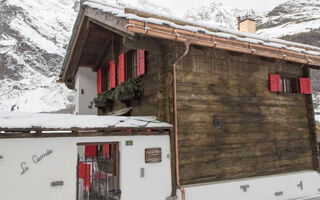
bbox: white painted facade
[177,171,320,200]
[0,135,172,200]
[75,67,98,115]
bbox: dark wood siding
[173,44,315,184]
[110,37,318,185]
[119,38,169,121]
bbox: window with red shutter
[269,74,281,92]
[118,53,125,84]
[137,49,145,76]
[299,77,312,94]
[109,60,116,89]
[78,163,91,192]
[97,68,102,94]
[85,145,97,157]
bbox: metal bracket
[275,191,283,196]
[240,184,249,192]
[140,168,145,178]
[297,181,303,190]
[51,181,64,187]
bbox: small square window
[125,49,147,80]
[280,77,299,94]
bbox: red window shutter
[118,53,125,84]
[109,61,116,89]
[103,144,110,159]
[269,74,281,92]
[85,145,97,157]
[97,68,102,94]
[300,77,312,94]
[78,162,91,192]
[137,49,145,76]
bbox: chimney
[237,17,256,34]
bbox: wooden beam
[68,17,91,85]
[84,7,135,40]
[62,10,86,83]
[95,40,112,70]
[0,129,171,138]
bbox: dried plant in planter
[113,79,144,102]
[93,90,114,109]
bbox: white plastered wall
[75,67,98,115]
[177,170,320,200]
[0,135,171,200]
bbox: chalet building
[56,1,320,200]
[2,1,320,200]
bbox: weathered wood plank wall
[121,38,167,118]
[119,37,317,185]
[172,44,315,184]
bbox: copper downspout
[173,40,191,200]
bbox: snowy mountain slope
[0,0,79,112]
[183,0,258,29]
[257,0,320,38]
[0,0,173,113]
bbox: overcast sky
[150,0,288,13]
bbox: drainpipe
[172,40,191,200]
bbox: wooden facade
[92,36,319,185]
[60,6,320,187]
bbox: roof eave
[126,19,320,67]
[59,6,135,87]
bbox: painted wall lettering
[20,162,29,175]
[32,149,53,164]
[20,149,53,175]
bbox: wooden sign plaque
[145,148,162,163]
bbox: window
[77,143,120,199]
[125,50,137,80]
[280,77,299,93]
[269,73,311,95]
[125,49,146,80]
[107,49,147,90]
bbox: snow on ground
[0,112,171,129]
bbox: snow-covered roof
[83,0,320,56]
[0,112,172,130]
[60,0,320,82]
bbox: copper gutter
[172,40,191,200]
[125,21,320,67]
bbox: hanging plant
[93,90,114,108]
[113,79,144,101]
[93,80,144,109]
